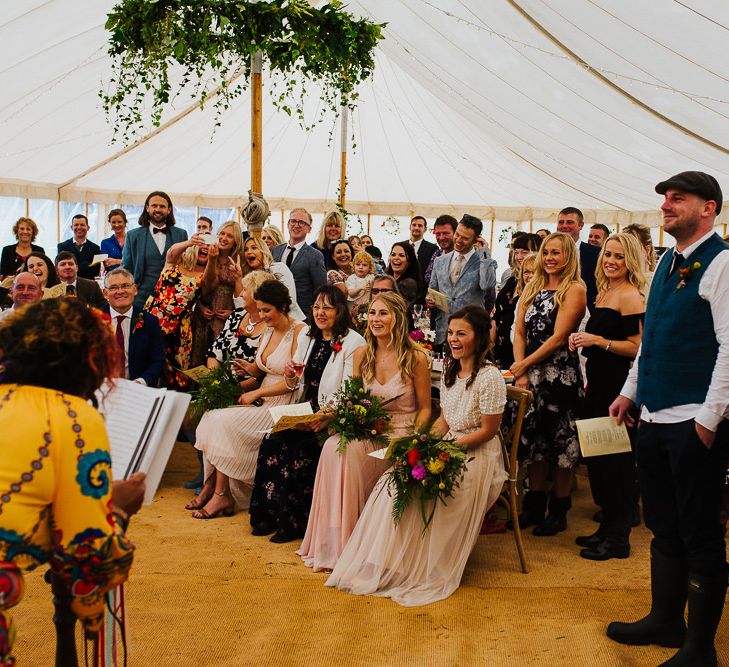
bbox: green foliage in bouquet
[187,359,242,425]
[325,376,390,453]
[385,429,471,531]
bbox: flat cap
[655,171,722,214]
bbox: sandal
[191,505,234,520]
[184,474,215,510]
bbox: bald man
[0,272,42,321]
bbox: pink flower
[411,465,426,480]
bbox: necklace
[245,315,259,334]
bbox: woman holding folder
[569,233,646,560]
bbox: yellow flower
[693,261,701,270]
[427,458,446,474]
[438,482,446,490]
[358,388,365,393]
[370,429,377,435]
[353,405,367,416]
[411,438,418,445]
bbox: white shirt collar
[411,238,423,252]
[454,247,476,263]
[109,305,133,319]
[288,239,306,250]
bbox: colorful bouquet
[187,358,243,425]
[324,377,391,453]
[409,328,435,352]
[385,428,471,530]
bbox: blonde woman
[623,223,656,282]
[569,234,646,560]
[298,291,431,572]
[509,232,586,536]
[311,210,346,267]
[261,225,284,250]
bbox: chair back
[502,385,533,482]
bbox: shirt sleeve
[620,343,640,402]
[478,366,506,415]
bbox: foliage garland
[101,0,385,143]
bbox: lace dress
[249,336,333,536]
[297,372,417,572]
[195,324,298,510]
[327,365,507,606]
[144,265,202,389]
[519,289,583,468]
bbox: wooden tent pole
[367,213,371,235]
[339,105,348,210]
[489,213,495,250]
[250,51,263,239]
[659,225,664,246]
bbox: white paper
[367,447,388,459]
[90,253,109,266]
[576,416,632,458]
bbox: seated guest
[298,292,431,571]
[189,281,305,517]
[249,285,365,543]
[57,213,102,279]
[0,217,44,279]
[20,252,60,296]
[0,272,43,321]
[0,298,145,667]
[327,305,506,606]
[48,251,106,308]
[101,208,128,269]
[102,268,164,386]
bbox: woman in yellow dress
[0,298,144,666]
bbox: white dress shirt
[411,238,423,254]
[620,230,729,431]
[109,305,132,380]
[283,239,306,265]
[149,225,167,255]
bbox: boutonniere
[676,261,701,291]
[330,335,344,353]
[133,312,145,331]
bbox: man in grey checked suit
[271,208,326,322]
[122,191,188,308]
[427,214,498,345]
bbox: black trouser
[636,419,729,577]
[586,450,635,543]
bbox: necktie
[450,253,465,285]
[153,226,168,235]
[285,246,296,268]
[668,252,684,279]
[66,284,76,297]
[115,315,127,376]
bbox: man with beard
[122,191,188,308]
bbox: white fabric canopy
[1,0,728,227]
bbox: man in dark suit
[557,207,600,312]
[608,171,729,666]
[122,191,188,308]
[56,214,102,279]
[103,268,164,386]
[405,215,438,288]
[271,208,326,322]
[52,251,106,308]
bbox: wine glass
[291,362,306,378]
[413,304,423,321]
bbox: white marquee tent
[1,0,728,253]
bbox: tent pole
[281,208,285,233]
[339,105,348,210]
[659,225,664,246]
[25,198,29,217]
[56,191,61,245]
[250,51,263,238]
[489,213,495,250]
[367,213,371,235]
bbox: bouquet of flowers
[385,428,471,530]
[323,377,391,453]
[409,328,435,352]
[187,358,243,425]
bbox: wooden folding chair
[497,384,533,574]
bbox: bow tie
[153,226,169,235]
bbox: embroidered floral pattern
[75,450,112,499]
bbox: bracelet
[111,508,130,533]
[605,340,612,352]
[284,376,299,390]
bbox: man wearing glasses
[271,208,326,321]
[102,268,164,387]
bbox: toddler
[346,251,375,312]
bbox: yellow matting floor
[12,443,729,666]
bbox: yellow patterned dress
[0,385,134,666]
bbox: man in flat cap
[608,171,729,666]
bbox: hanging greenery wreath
[101,0,385,143]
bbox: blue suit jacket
[106,306,164,387]
[579,241,600,313]
[429,248,497,344]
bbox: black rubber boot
[184,449,204,490]
[658,570,728,666]
[533,495,571,537]
[606,545,687,647]
[507,490,547,530]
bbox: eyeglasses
[106,283,134,292]
[288,219,310,228]
[370,287,393,295]
[312,304,336,312]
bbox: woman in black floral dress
[510,232,586,536]
[249,285,365,543]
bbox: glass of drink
[291,362,306,378]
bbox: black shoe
[251,521,276,536]
[607,545,687,648]
[658,571,727,667]
[506,490,547,530]
[269,530,300,544]
[580,540,630,561]
[575,529,604,548]
[533,495,571,537]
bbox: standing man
[405,215,438,287]
[588,223,610,248]
[0,273,42,321]
[122,191,188,309]
[196,217,213,235]
[103,268,164,386]
[423,215,457,287]
[608,171,729,667]
[271,208,326,321]
[56,214,102,279]
[557,207,600,312]
[427,214,497,346]
[51,252,106,308]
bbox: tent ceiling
[0,0,728,225]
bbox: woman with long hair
[509,232,586,536]
[386,241,424,303]
[0,299,144,665]
[326,238,355,295]
[249,285,365,543]
[261,225,284,250]
[569,233,646,560]
[20,252,60,294]
[623,223,656,282]
[328,305,507,606]
[298,291,431,571]
[1,217,44,280]
[311,211,346,267]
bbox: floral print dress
[519,289,583,469]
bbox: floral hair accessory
[676,260,701,291]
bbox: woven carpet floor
[12,443,728,666]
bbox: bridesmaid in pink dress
[298,292,431,571]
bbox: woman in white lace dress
[327,305,507,606]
